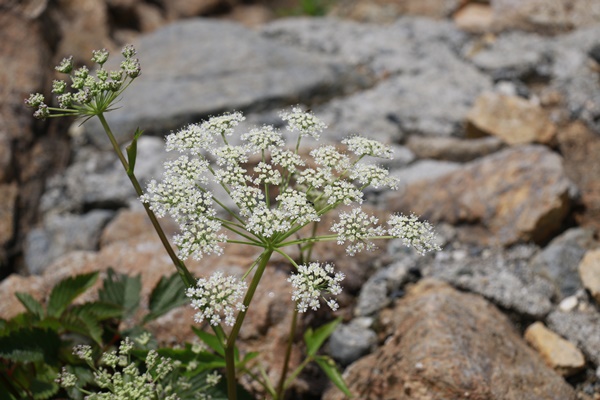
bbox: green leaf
[126,127,144,174]
[314,355,352,397]
[304,317,342,356]
[61,309,103,346]
[98,268,141,319]
[142,273,188,324]
[72,301,123,321]
[46,272,99,318]
[0,328,60,364]
[191,327,225,357]
[15,293,44,319]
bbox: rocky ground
[2,0,600,399]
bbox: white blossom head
[342,136,394,159]
[331,208,386,256]
[388,213,441,255]
[288,262,345,313]
[186,271,248,326]
[280,107,327,139]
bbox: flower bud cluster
[25,45,142,119]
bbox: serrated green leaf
[126,127,144,175]
[60,310,103,346]
[142,273,188,324]
[314,355,352,397]
[304,317,342,356]
[47,272,99,318]
[72,301,123,320]
[98,268,141,319]
[0,328,60,364]
[29,364,60,400]
[15,292,44,319]
[191,327,225,357]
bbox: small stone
[329,320,377,367]
[559,296,579,312]
[454,3,493,33]
[524,322,586,377]
[466,92,556,145]
[578,249,600,304]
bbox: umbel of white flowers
[141,108,440,325]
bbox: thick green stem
[275,307,298,399]
[97,113,195,287]
[225,248,274,400]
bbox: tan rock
[491,0,600,34]
[324,279,576,400]
[557,122,600,232]
[466,92,556,145]
[578,249,600,304]
[454,3,494,33]
[524,322,586,377]
[405,135,504,162]
[329,0,460,22]
[387,145,572,245]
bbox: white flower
[323,180,363,205]
[270,148,305,173]
[201,111,245,137]
[296,167,334,189]
[246,203,290,238]
[174,216,227,260]
[288,262,345,313]
[280,107,327,139]
[342,136,393,159]
[214,164,249,187]
[230,186,265,217]
[331,208,386,256]
[186,271,248,326]
[276,189,320,226]
[350,163,398,190]
[165,123,216,155]
[210,144,249,166]
[388,213,441,255]
[310,145,351,172]
[242,125,284,151]
[163,155,209,184]
[253,161,281,185]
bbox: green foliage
[278,0,335,16]
[0,268,201,400]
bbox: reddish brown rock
[466,92,556,145]
[0,183,18,250]
[386,145,572,245]
[524,322,586,377]
[324,280,576,400]
[557,121,600,232]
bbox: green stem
[275,307,298,399]
[225,248,274,400]
[97,113,195,287]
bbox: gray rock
[466,31,553,82]
[406,136,505,162]
[425,245,555,318]
[84,18,362,148]
[24,210,115,274]
[41,137,175,215]
[355,258,417,316]
[530,227,596,300]
[547,308,600,365]
[329,317,377,367]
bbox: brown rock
[386,145,572,245]
[466,92,556,145]
[405,135,505,162]
[557,121,600,232]
[159,0,225,20]
[51,0,113,61]
[329,0,460,22]
[454,3,494,33]
[491,0,600,33]
[224,4,275,28]
[578,249,600,304]
[134,2,167,32]
[524,322,586,377]
[324,280,576,400]
[0,183,19,248]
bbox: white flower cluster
[288,262,345,313]
[186,271,248,326]
[388,213,441,255]
[331,208,386,256]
